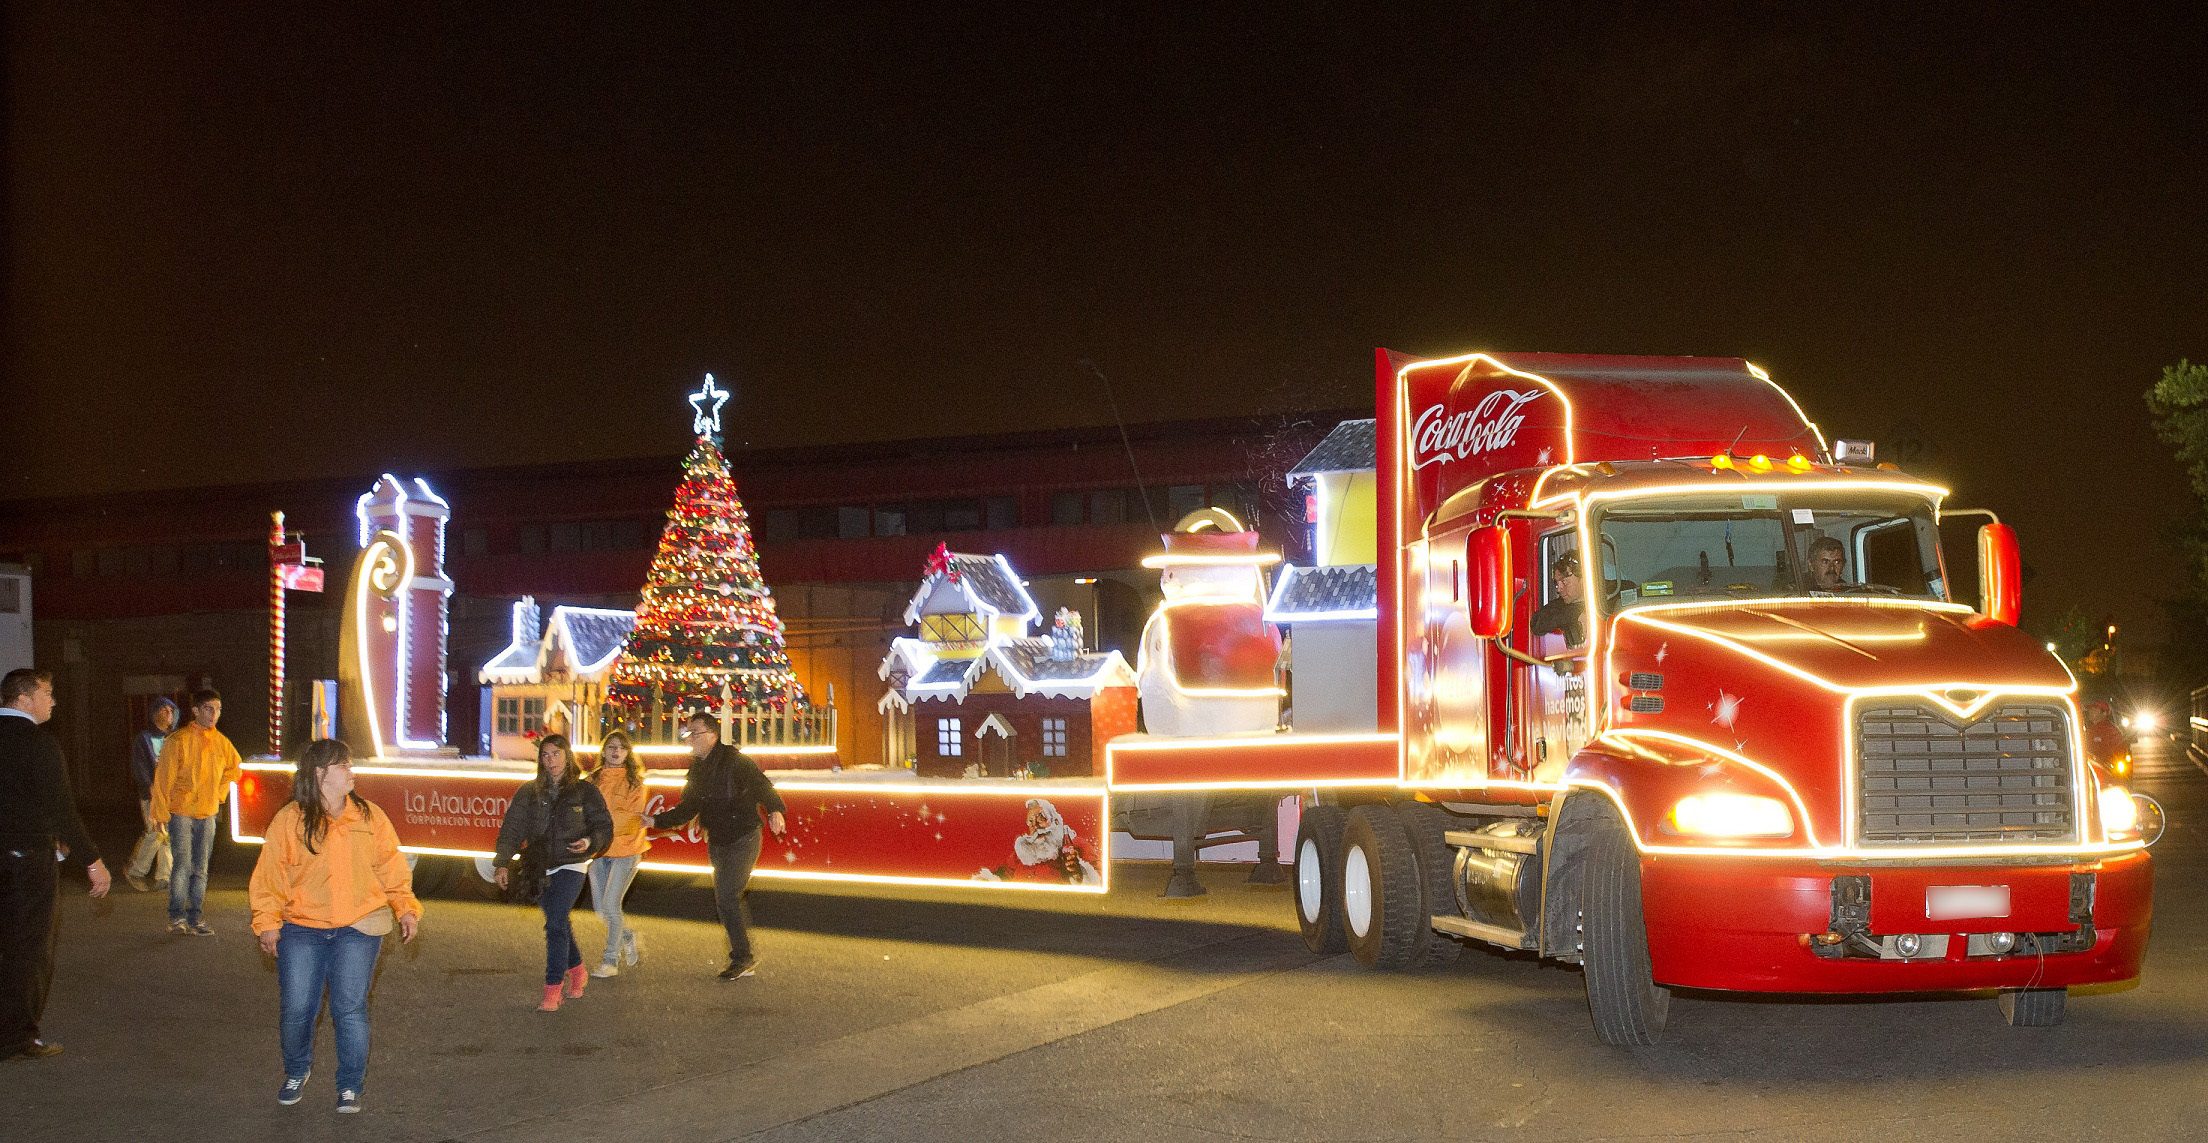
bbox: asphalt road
[5,739,2202,1142]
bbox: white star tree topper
[689,373,731,437]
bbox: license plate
[1926,884,2011,921]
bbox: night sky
[7,4,2204,642]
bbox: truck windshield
[1591,491,1947,609]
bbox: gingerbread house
[879,548,1137,778]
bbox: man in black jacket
[0,668,111,1061]
[644,713,786,980]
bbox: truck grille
[1856,701,2075,845]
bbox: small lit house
[879,548,1137,778]
[477,597,636,760]
[1266,418,1380,731]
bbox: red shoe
[537,984,563,1012]
[563,964,588,999]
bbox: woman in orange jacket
[586,730,652,977]
[248,739,420,1114]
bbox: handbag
[505,842,548,906]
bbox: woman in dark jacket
[493,734,612,1011]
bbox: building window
[937,718,963,757]
[1050,491,1083,527]
[837,506,871,539]
[519,525,547,556]
[496,698,520,735]
[1088,489,1127,525]
[548,522,582,552]
[1168,485,1206,520]
[873,507,906,536]
[985,495,1018,529]
[1041,717,1067,757]
[523,698,545,734]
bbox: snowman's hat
[1140,509,1281,569]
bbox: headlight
[2132,710,2160,732]
[1667,793,1792,838]
[2100,786,2140,838]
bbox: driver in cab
[1808,536,1850,590]
[1531,550,1588,647]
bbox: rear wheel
[1580,807,1670,1045]
[1293,803,1348,954]
[1341,805,1426,970]
[1392,801,1461,965]
[1999,987,2067,1027]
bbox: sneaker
[590,962,619,979]
[336,1089,362,1114]
[717,959,757,981]
[278,1071,310,1106]
[8,1040,63,1060]
[168,919,190,935]
[125,873,150,892]
[189,921,215,936]
[623,929,643,967]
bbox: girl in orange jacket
[248,739,420,1113]
[587,730,652,977]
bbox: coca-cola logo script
[1411,389,1545,469]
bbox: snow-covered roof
[479,597,637,684]
[1287,419,1376,480]
[877,635,1134,707]
[1264,564,1379,623]
[901,552,1039,629]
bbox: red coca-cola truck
[1110,348,2154,1043]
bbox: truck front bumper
[1638,851,2151,993]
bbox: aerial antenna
[1722,424,1751,458]
[1078,358,1159,530]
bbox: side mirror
[1467,525,1513,638]
[1977,522,2021,627]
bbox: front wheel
[1580,808,1670,1045]
[1293,803,1348,954]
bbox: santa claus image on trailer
[974,798,1102,886]
[1135,511,1284,737]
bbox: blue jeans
[541,868,586,985]
[587,855,640,966]
[168,815,217,924]
[277,923,382,1092]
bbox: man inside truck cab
[1808,535,1850,590]
[1531,550,1588,647]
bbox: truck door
[1518,528,1592,784]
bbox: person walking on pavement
[149,688,242,935]
[492,734,611,1012]
[642,713,787,981]
[124,697,178,892]
[586,730,650,978]
[0,668,112,1062]
[249,739,420,1113]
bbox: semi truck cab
[1281,350,2153,1044]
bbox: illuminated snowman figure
[1135,510,1284,737]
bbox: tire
[1341,805,1426,970]
[1392,802,1462,965]
[1580,807,1670,1045]
[1999,987,2067,1027]
[1293,803,1349,954]
[406,853,455,896]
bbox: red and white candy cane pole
[268,510,286,758]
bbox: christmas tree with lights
[605,376,811,720]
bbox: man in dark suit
[0,668,111,1061]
